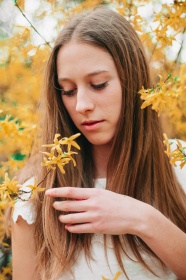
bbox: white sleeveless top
[13,141,186,280]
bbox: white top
[13,141,186,280]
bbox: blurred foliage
[0,0,185,278]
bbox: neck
[92,144,111,179]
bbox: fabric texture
[12,177,36,224]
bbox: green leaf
[10,153,26,161]
[174,76,179,82]
[167,73,172,79]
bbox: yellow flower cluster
[0,173,20,208]
[0,111,37,178]
[138,73,184,117]
[0,133,81,207]
[163,133,186,169]
[0,266,12,280]
[41,133,80,174]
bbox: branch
[171,28,186,71]
[14,1,52,49]
[148,40,159,63]
[37,168,52,187]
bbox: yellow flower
[0,173,20,202]
[41,133,80,173]
[163,133,171,154]
[42,133,64,154]
[61,133,81,152]
[19,178,45,200]
[41,152,77,174]
[138,74,182,116]
[102,271,122,280]
[163,134,186,169]
[0,201,8,215]
[113,272,122,280]
[42,133,81,153]
[1,266,12,276]
[0,114,19,135]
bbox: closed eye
[61,82,108,96]
[91,82,108,90]
[61,88,77,96]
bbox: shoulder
[12,177,37,225]
[169,139,186,193]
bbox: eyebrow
[58,70,109,82]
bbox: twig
[148,40,159,63]
[171,28,186,72]
[14,1,52,49]
[37,168,52,187]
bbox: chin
[86,137,113,147]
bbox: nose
[75,87,95,114]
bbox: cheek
[62,97,74,116]
[62,97,80,126]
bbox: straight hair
[18,7,186,279]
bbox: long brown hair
[19,7,186,279]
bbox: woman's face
[57,41,122,147]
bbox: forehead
[56,41,117,79]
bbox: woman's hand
[45,186,186,278]
[45,187,148,235]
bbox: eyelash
[92,81,108,90]
[61,82,108,96]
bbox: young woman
[12,7,186,280]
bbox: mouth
[81,120,104,130]
[82,120,103,126]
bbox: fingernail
[45,189,53,195]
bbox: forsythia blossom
[163,133,186,169]
[41,133,80,173]
[138,74,183,116]
[0,133,81,207]
[0,173,20,206]
[102,271,122,280]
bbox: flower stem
[37,169,52,187]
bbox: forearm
[137,205,186,279]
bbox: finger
[65,223,95,234]
[45,187,92,199]
[53,200,87,212]
[59,212,91,224]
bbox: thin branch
[37,168,52,187]
[15,2,52,49]
[171,28,186,72]
[148,40,159,63]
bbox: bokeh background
[0,0,185,278]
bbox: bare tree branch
[15,1,52,49]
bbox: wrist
[132,203,157,240]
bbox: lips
[81,120,104,130]
[82,120,103,126]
